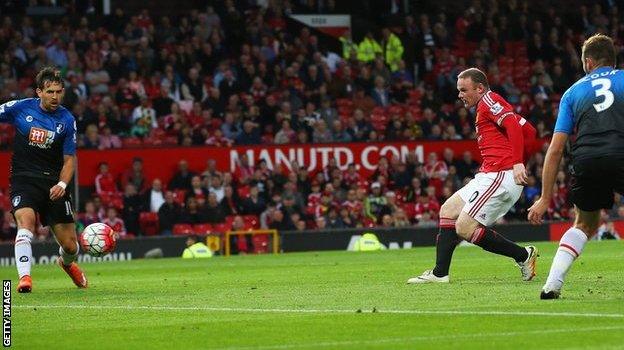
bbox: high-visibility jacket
[339,36,358,60]
[182,242,213,258]
[354,233,384,251]
[357,37,382,63]
[384,33,404,71]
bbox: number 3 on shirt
[592,78,614,112]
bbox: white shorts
[457,170,522,226]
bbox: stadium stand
[0,0,623,244]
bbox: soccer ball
[80,223,117,257]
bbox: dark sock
[473,228,528,262]
[432,227,459,277]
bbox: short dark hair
[457,68,489,89]
[36,66,63,90]
[582,34,616,67]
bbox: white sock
[544,227,588,291]
[59,242,79,266]
[15,229,33,278]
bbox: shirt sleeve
[63,115,77,155]
[554,91,574,134]
[0,100,19,124]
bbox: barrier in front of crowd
[0,222,554,266]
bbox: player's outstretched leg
[467,226,535,278]
[53,223,88,288]
[455,207,538,281]
[57,241,88,288]
[15,228,34,293]
[407,217,457,284]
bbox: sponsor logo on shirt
[489,102,504,115]
[11,196,20,207]
[28,127,55,149]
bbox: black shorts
[9,177,74,226]
[569,156,624,211]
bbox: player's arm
[0,100,18,124]
[528,92,573,224]
[50,155,75,201]
[50,118,77,201]
[499,111,528,185]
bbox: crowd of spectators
[1,1,624,243]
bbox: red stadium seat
[242,215,259,229]
[252,234,270,254]
[161,136,179,146]
[193,223,213,235]
[122,137,143,148]
[213,222,232,234]
[173,224,194,236]
[387,105,404,117]
[225,215,236,226]
[139,212,159,236]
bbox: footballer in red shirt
[408,68,538,284]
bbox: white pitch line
[214,325,624,350]
[13,304,624,319]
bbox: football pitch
[2,240,624,350]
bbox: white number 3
[592,78,614,112]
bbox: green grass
[2,241,624,349]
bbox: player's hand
[49,185,65,201]
[527,197,549,225]
[512,163,528,185]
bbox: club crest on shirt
[26,115,33,122]
[55,122,64,133]
[28,127,55,149]
[12,195,21,207]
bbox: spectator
[84,60,110,94]
[158,191,180,235]
[103,207,127,238]
[371,76,390,107]
[455,151,479,181]
[364,182,388,223]
[121,157,148,194]
[312,119,333,143]
[169,160,196,191]
[189,175,208,200]
[179,197,208,225]
[122,183,143,235]
[269,209,296,231]
[204,193,226,224]
[595,221,621,241]
[241,185,267,216]
[131,97,157,137]
[81,124,100,149]
[144,178,166,213]
[236,120,261,145]
[208,175,225,201]
[99,125,122,149]
[95,162,118,195]
[274,120,296,144]
[182,67,207,102]
[78,200,99,228]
